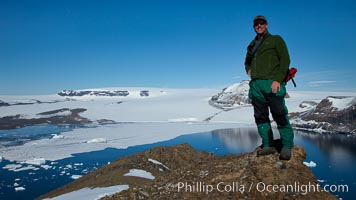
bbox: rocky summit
[39,144,336,200]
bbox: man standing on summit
[244,16,294,160]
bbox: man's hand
[247,69,251,77]
[271,81,280,93]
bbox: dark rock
[38,144,336,200]
[0,108,91,130]
[0,100,10,107]
[140,90,149,97]
[97,119,117,125]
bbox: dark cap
[253,15,267,23]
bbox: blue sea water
[0,126,355,200]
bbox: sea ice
[303,161,317,168]
[3,164,23,171]
[13,165,39,172]
[86,138,107,143]
[51,134,65,139]
[14,186,25,192]
[41,165,52,170]
[24,158,46,166]
[71,175,82,180]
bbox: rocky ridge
[290,96,356,134]
[38,144,336,200]
[0,108,91,130]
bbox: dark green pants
[249,79,294,149]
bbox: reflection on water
[296,131,356,164]
[210,127,356,159]
[211,128,261,153]
[208,128,356,199]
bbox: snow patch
[327,96,355,110]
[43,185,129,200]
[148,158,169,170]
[124,169,155,180]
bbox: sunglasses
[254,20,266,26]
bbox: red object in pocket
[285,67,297,82]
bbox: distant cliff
[39,144,336,200]
[290,96,356,134]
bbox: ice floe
[86,138,107,143]
[303,161,317,168]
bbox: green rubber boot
[278,123,294,149]
[257,123,274,148]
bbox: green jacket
[245,32,290,83]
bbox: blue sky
[1,0,355,95]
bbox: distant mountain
[58,89,150,97]
[209,80,251,110]
[0,100,10,107]
[290,96,356,134]
[210,82,356,134]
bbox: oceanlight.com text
[177,181,349,195]
[256,182,348,195]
